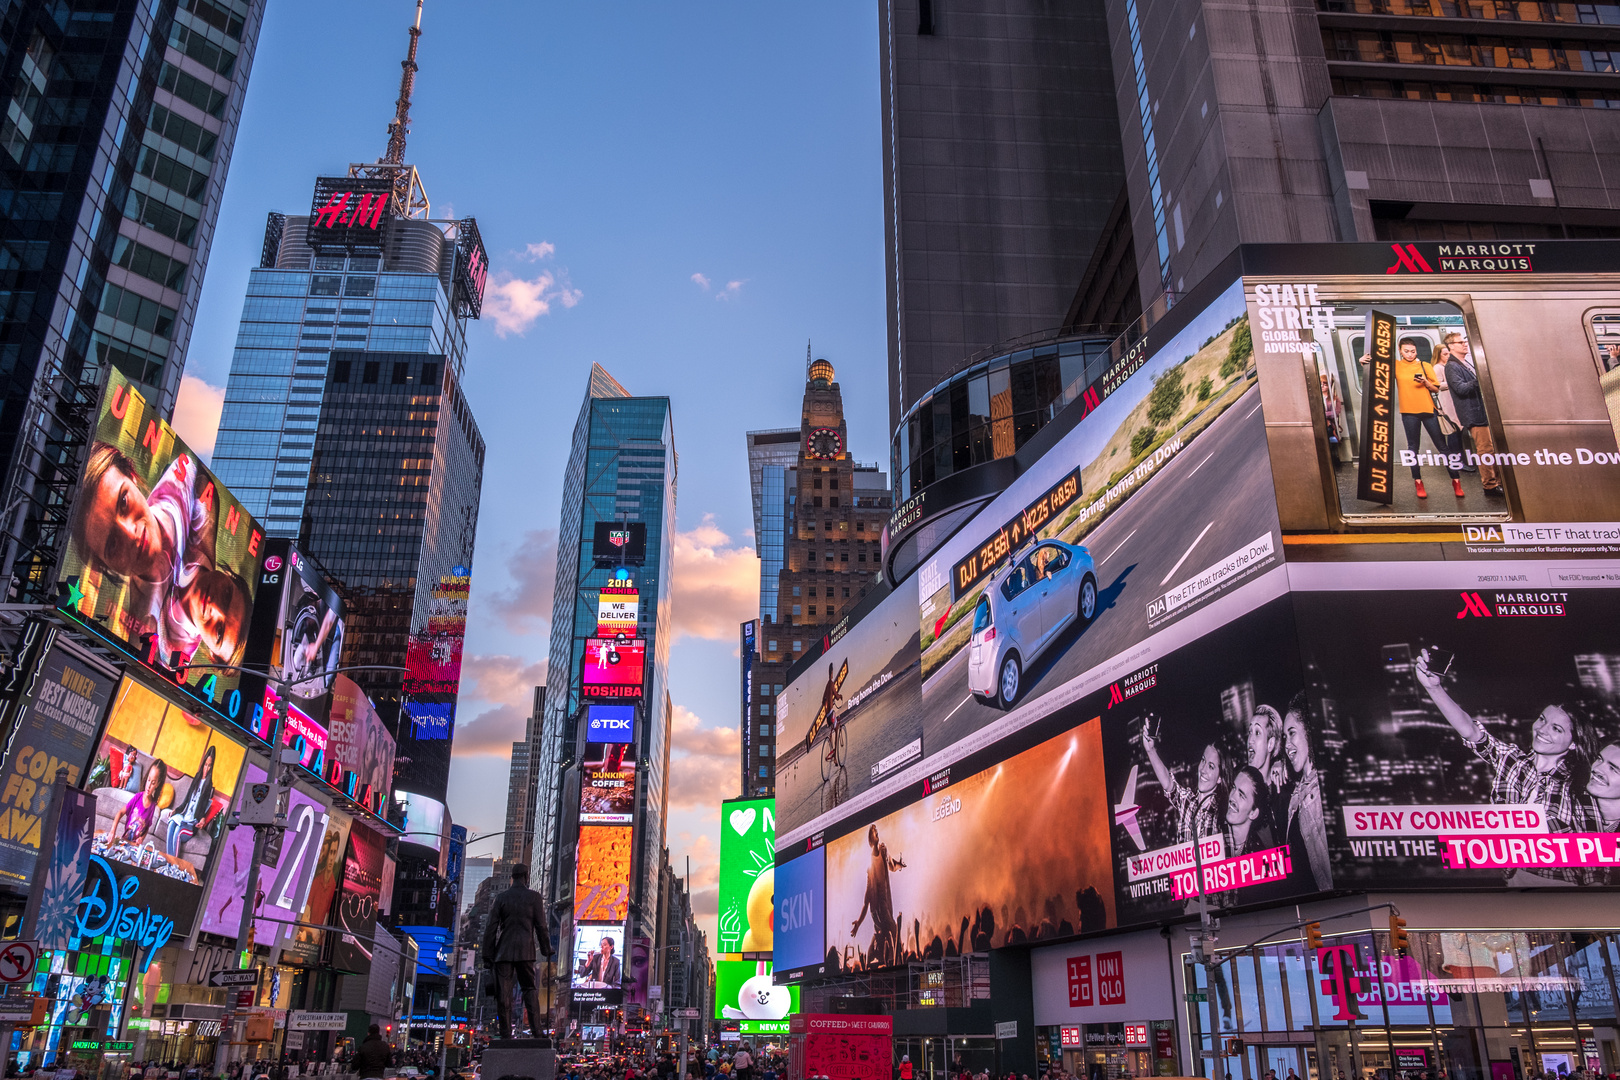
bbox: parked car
[966,538,1098,709]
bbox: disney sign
[75,855,174,971]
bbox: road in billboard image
[822,718,1114,972]
[1292,584,1620,889]
[916,280,1282,761]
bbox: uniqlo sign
[1067,956,1093,1007]
[1068,951,1126,1008]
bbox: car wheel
[1078,574,1098,625]
[996,652,1022,710]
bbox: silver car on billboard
[966,539,1098,709]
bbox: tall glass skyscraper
[533,363,676,949]
[0,0,268,601]
[745,427,799,626]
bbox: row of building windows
[1319,0,1620,22]
[1332,74,1620,101]
[1323,28,1620,70]
[99,282,176,339]
[111,234,187,291]
[137,143,210,201]
[169,13,238,77]
[157,62,228,118]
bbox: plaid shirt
[1469,727,1577,829]
[1167,779,1219,844]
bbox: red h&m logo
[1106,683,1124,709]
[1067,955,1093,1007]
[1456,591,1492,619]
[1317,944,1364,1021]
[314,191,387,231]
[1386,244,1434,274]
[1096,951,1126,1005]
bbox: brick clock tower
[744,358,889,797]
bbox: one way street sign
[208,970,261,988]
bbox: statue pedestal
[482,1037,556,1080]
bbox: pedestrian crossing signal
[1389,915,1409,953]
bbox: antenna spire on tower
[806,339,812,373]
[384,0,424,167]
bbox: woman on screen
[108,758,168,847]
[1142,724,1225,845]
[164,745,216,857]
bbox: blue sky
[174,1,889,933]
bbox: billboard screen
[581,639,645,700]
[592,521,647,566]
[585,704,636,745]
[394,790,447,857]
[823,717,1114,972]
[59,368,266,714]
[716,959,798,1022]
[570,923,626,1005]
[400,573,469,801]
[772,844,824,976]
[285,806,351,964]
[597,587,639,638]
[1247,257,1620,545]
[198,763,330,943]
[718,797,775,956]
[334,823,386,972]
[306,176,391,250]
[0,628,117,893]
[83,676,249,936]
[239,540,344,724]
[329,675,395,809]
[574,824,631,923]
[579,760,635,825]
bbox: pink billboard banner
[1170,845,1292,900]
[1440,833,1620,870]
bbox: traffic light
[1389,914,1410,953]
[1304,922,1323,951]
[1225,1038,1244,1056]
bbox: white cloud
[716,280,745,301]
[690,273,711,291]
[671,516,758,642]
[487,528,558,635]
[668,704,739,810]
[521,242,556,261]
[171,375,225,462]
[451,653,546,758]
[484,269,582,338]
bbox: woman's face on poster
[84,467,165,581]
[1531,706,1575,756]
[1196,744,1221,793]
[1283,714,1311,772]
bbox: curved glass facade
[892,334,1115,503]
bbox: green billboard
[715,958,799,1022]
[717,796,775,956]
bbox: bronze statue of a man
[483,863,552,1039]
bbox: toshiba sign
[1032,929,1173,1027]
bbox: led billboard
[239,539,344,724]
[579,760,635,825]
[399,572,469,801]
[585,704,636,745]
[718,797,775,956]
[716,959,799,1022]
[83,676,249,936]
[596,586,640,638]
[581,639,646,700]
[570,924,626,1005]
[199,763,330,944]
[823,718,1114,971]
[286,807,352,964]
[334,823,386,972]
[59,368,266,714]
[592,521,647,567]
[394,790,448,858]
[772,843,824,977]
[574,825,631,923]
[328,674,395,810]
[306,176,391,250]
[0,626,118,893]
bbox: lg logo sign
[1067,951,1126,1008]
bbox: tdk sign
[586,704,636,744]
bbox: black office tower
[0,0,266,602]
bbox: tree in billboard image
[1292,587,1620,889]
[59,369,264,707]
[823,720,1114,973]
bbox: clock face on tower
[807,426,842,460]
